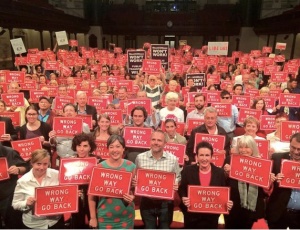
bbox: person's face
[256,100,264,110]
[132,110,145,127]
[58,87,67,96]
[108,140,124,161]
[167,98,177,109]
[63,105,76,117]
[76,141,91,158]
[67,78,74,85]
[194,96,205,111]
[148,76,156,87]
[221,94,231,103]
[196,147,212,170]
[32,157,49,178]
[150,132,166,154]
[204,112,217,129]
[283,89,290,93]
[291,81,297,89]
[39,77,46,84]
[136,92,147,98]
[242,74,250,83]
[290,138,300,162]
[165,121,176,136]
[244,122,258,136]
[77,94,87,107]
[226,85,233,92]
[99,84,108,93]
[8,83,20,93]
[26,109,38,123]
[39,99,51,110]
[275,117,287,131]
[169,82,177,91]
[260,92,269,97]
[50,74,56,81]
[118,89,127,100]
[187,79,194,87]
[98,117,110,131]
[0,102,6,112]
[238,146,253,157]
[234,86,243,95]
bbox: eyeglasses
[149,79,156,81]
[221,96,231,99]
[27,113,38,116]
[290,145,300,152]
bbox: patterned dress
[97,160,136,229]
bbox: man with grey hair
[186,107,230,164]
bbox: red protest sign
[211,103,232,117]
[255,139,270,159]
[69,40,78,47]
[53,117,83,137]
[270,72,288,83]
[261,96,276,110]
[264,65,279,75]
[275,42,286,50]
[245,89,259,98]
[279,160,300,189]
[229,154,272,188]
[279,93,300,107]
[186,119,204,136]
[53,96,74,111]
[1,93,25,107]
[260,115,276,130]
[238,108,262,124]
[211,153,226,167]
[115,80,133,93]
[194,133,225,154]
[0,121,5,136]
[88,97,108,112]
[44,61,60,70]
[29,90,49,103]
[94,140,109,159]
[207,74,220,84]
[280,121,300,142]
[0,112,20,126]
[35,185,78,216]
[188,186,229,214]
[232,95,251,109]
[101,109,123,125]
[142,59,161,74]
[163,143,186,165]
[135,169,175,200]
[0,158,9,181]
[15,56,28,66]
[123,127,152,148]
[269,89,282,98]
[20,81,37,90]
[274,55,286,63]
[207,91,221,103]
[160,121,185,136]
[77,114,92,129]
[11,137,42,161]
[59,157,97,185]
[88,167,132,198]
[262,46,272,54]
[5,71,25,83]
[27,53,41,65]
[284,63,299,74]
[127,99,152,116]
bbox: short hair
[275,112,289,121]
[76,91,87,98]
[165,92,179,102]
[204,107,218,116]
[233,84,243,90]
[151,130,167,143]
[220,90,230,98]
[243,116,260,129]
[107,135,126,149]
[63,103,76,112]
[71,133,96,152]
[169,80,178,86]
[282,88,292,93]
[290,133,300,143]
[119,86,127,92]
[194,93,206,101]
[259,87,270,94]
[131,106,148,121]
[236,135,260,157]
[31,149,50,164]
[196,141,214,156]
[165,118,177,127]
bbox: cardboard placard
[238,108,262,124]
[35,185,78,216]
[260,115,276,130]
[261,96,276,110]
[11,137,42,161]
[68,40,78,47]
[232,95,251,109]
[142,59,161,74]
[262,46,272,54]
[1,93,25,107]
[186,73,206,90]
[94,140,110,159]
[160,121,185,136]
[5,71,25,83]
[270,72,288,83]
[194,133,225,154]
[127,50,146,76]
[229,154,272,188]
[280,121,300,142]
[53,117,83,137]
[211,153,226,167]
[135,169,175,200]
[279,93,300,107]
[188,186,229,214]
[151,44,169,70]
[29,90,49,103]
[77,114,92,129]
[88,167,132,198]
[115,80,133,93]
[207,42,228,56]
[275,42,286,50]
[206,92,221,103]
[10,38,26,54]
[101,109,123,125]
[0,158,9,181]
[44,61,60,70]
[0,111,20,126]
[255,139,270,159]
[20,81,37,90]
[279,160,300,189]
[59,157,97,185]
[211,103,232,117]
[55,31,69,46]
[186,119,204,136]
[123,127,152,148]
[163,143,186,165]
[127,99,152,116]
[53,96,74,111]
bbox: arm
[12,180,34,211]
[88,195,98,228]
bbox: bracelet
[17,167,20,175]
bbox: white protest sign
[207,42,228,56]
[55,31,68,46]
[10,38,26,55]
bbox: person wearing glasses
[216,90,239,140]
[266,133,300,229]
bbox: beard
[195,104,204,111]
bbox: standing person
[75,91,98,130]
[0,143,28,229]
[178,141,233,229]
[223,135,275,229]
[266,133,300,229]
[70,133,101,229]
[186,107,230,164]
[217,90,239,140]
[135,130,181,229]
[88,135,136,229]
[12,149,64,229]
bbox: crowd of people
[0,42,300,229]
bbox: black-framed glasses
[222,96,231,99]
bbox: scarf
[238,181,258,211]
